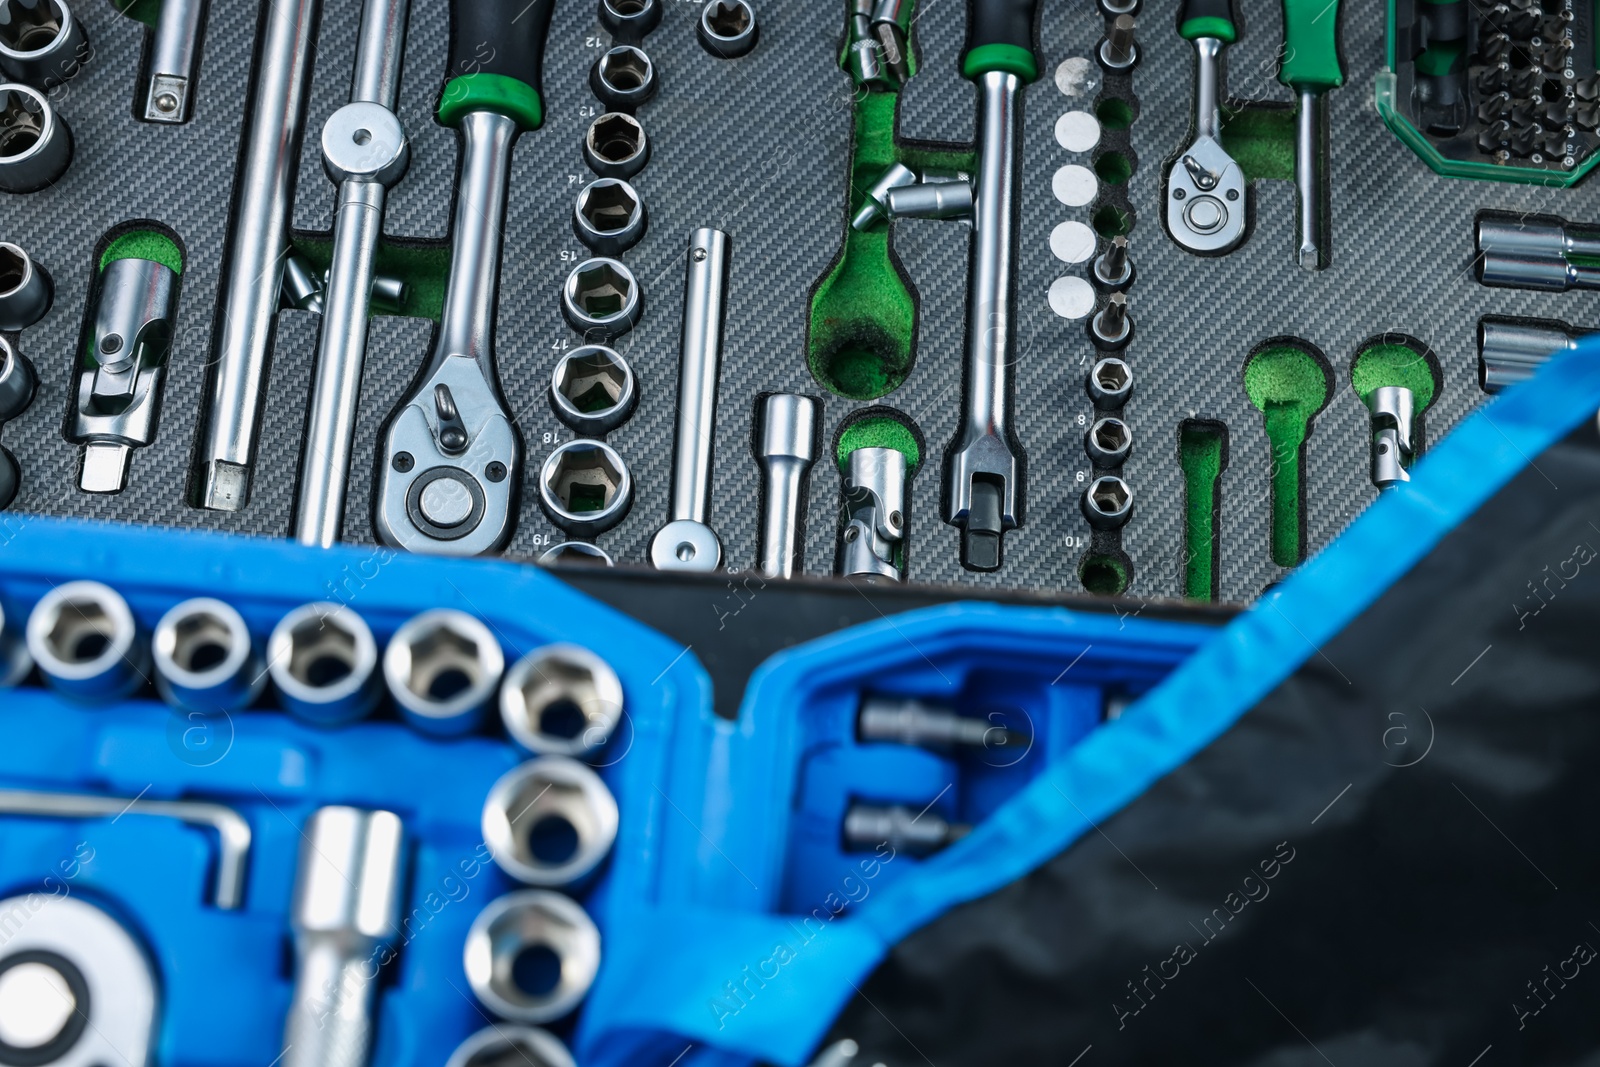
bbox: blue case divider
[0,517,703,1067]
[576,603,1214,1067]
[0,518,1214,1067]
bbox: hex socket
[447,1026,577,1067]
[464,891,601,1024]
[0,82,70,193]
[1086,356,1133,409]
[561,257,642,340]
[597,0,660,40]
[0,0,89,86]
[589,45,656,110]
[382,609,504,737]
[499,643,624,757]
[153,597,265,712]
[1084,416,1132,466]
[699,0,759,58]
[538,439,634,536]
[550,345,637,435]
[267,603,381,726]
[482,758,619,887]
[1081,475,1134,530]
[26,580,149,702]
[0,335,36,422]
[572,177,647,256]
[582,112,649,179]
[0,241,50,330]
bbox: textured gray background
[1,0,1592,604]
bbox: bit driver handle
[440,0,555,129]
[1279,0,1342,91]
[1179,0,1237,42]
[962,0,1042,81]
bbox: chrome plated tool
[756,393,819,579]
[1166,0,1246,256]
[295,0,411,547]
[375,0,556,554]
[141,0,207,123]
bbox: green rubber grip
[1280,0,1343,91]
[1179,0,1237,43]
[438,0,554,130]
[961,0,1041,82]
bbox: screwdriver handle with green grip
[1179,0,1237,43]
[961,0,1043,83]
[1279,0,1343,93]
[437,0,556,132]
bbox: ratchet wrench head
[1165,136,1246,255]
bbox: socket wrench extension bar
[1478,315,1596,392]
[375,0,556,555]
[280,806,404,1067]
[650,228,731,572]
[294,0,411,548]
[944,0,1041,572]
[142,0,207,123]
[1476,211,1600,290]
[0,787,251,909]
[191,0,319,512]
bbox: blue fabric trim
[607,339,1600,1067]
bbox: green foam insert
[1095,98,1135,130]
[1221,105,1296,183]
[1091,204,1134,238]
[806,35,973,402]
[1244,343,1329,568]
[1179,421,1227,601]
[1094,151,1133,186]
[1078,553,1129,596]
[291,238,452,321]
[1351,341,1437,409]
[837,415,920,473]
[101,231,183,274]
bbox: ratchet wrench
[1166,0,1246,256]
[294,0,410,547]
[374,0,555,555]
[943,0,1042,572]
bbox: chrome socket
[561,257,642,340]
[597,0,660,41]
[1081,475,1134,530]
[447,1026,576,1067]
[582,112,649,179]
[572,177,647,256]
[1097,13,1138,71]
[267,603,381,726]
[1477,315,1587,393]
[698,0,758,58]
[382,609,504,737]
[1086,356,1133,409]
[153,597,265,712]
[499,644,623,758]
[0,598,31,687]
[25,580,148,701]
[538,439,633,536]
[1084,416,1132,467]
[0,0,89,87]
[1092,235,1134,290]
[843,802,969,857]
[538,541,614,567]
[884,179,974,222]
[1090,292,1132,349]
[464,891,601,1024]
[589,45,656,110]
[0,335,36,422]
[482,758,619,887]
[0,241,50,329]
[550,345,637,436]
[0,82,69,193]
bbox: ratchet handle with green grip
[1279,0,1343,91]
[961,0,1043,83]
[438,0,556,131]
[1178,0,1237,43]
